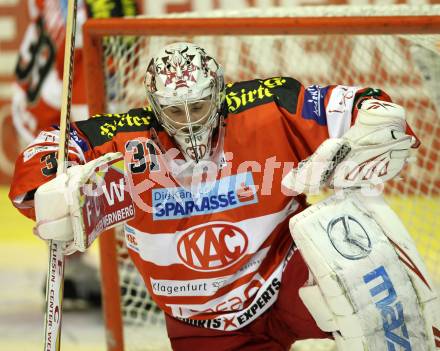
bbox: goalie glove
[34,152,134,254]
[282,99,417,194]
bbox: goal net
[82,5,440,351]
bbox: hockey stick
[43,0,77,350]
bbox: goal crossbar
[83,14,440,113]
[84,15,440,37]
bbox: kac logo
[177,223,248,271]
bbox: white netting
[91,6,440,351]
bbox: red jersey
[9,77,391,331]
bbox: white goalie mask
[144,42,225,163]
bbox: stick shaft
[44,1,77,350]
[57,0,77,174]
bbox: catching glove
[282,99,417,194]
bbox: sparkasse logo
[177,223,248,271]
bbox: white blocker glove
[34,152,124,254]
[282,99,418,194]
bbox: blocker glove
[34,172,74,242]
[34,152,124,253]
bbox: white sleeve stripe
[326,85,360,138]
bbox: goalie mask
[145,42,225,163]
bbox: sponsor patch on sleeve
[301,85,329,125]
[23,145,59,162]
[69,129,89,152]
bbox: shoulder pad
[225,77,301,114]
[77,107,162,147]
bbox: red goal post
[82,5,440,351]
